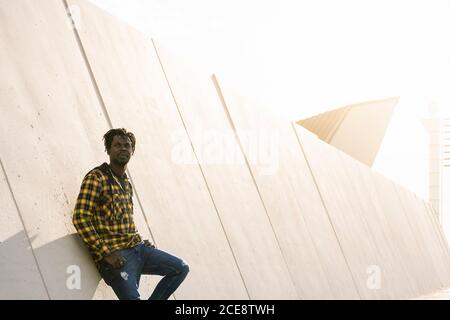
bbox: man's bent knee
[179,260,190,275]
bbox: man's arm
[73,172,111,260]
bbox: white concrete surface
[153,41,297,299]
[212,77,358,299]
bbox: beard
[112,156,130,166]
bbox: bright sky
[90,0,450,119]
[90,0,450,200]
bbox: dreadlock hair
[103,128,136,154]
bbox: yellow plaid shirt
[73,163,142,267]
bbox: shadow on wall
[0,231,47,299]
[0,231,106,299]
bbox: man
[73,128,189,300]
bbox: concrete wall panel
[0,0,155,300]
[394,186,450,288]
[0,0,122,299]
[424,202,450,256]
[0,160,48,299]
[209,76,358,299]
[294,126,396,299]
[68,0,246,299]
[152,42,298,298]
[338,151,419,298]
[369,171,441,295]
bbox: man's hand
[144,239,156,248]
[103,253,127,269]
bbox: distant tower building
[421,102,450,244]
[421,114,443,223]
[442,117,450,241]
[444,117,450,168]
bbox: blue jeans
[98,242,189,300]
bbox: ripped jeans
[98,242,189,300]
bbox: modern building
[297,98,398,167]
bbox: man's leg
[139,245,189,300]
[99,248,141,300]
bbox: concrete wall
[1,0,449,299]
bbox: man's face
[108,135,133,166]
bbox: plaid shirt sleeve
[73,172,111,260]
